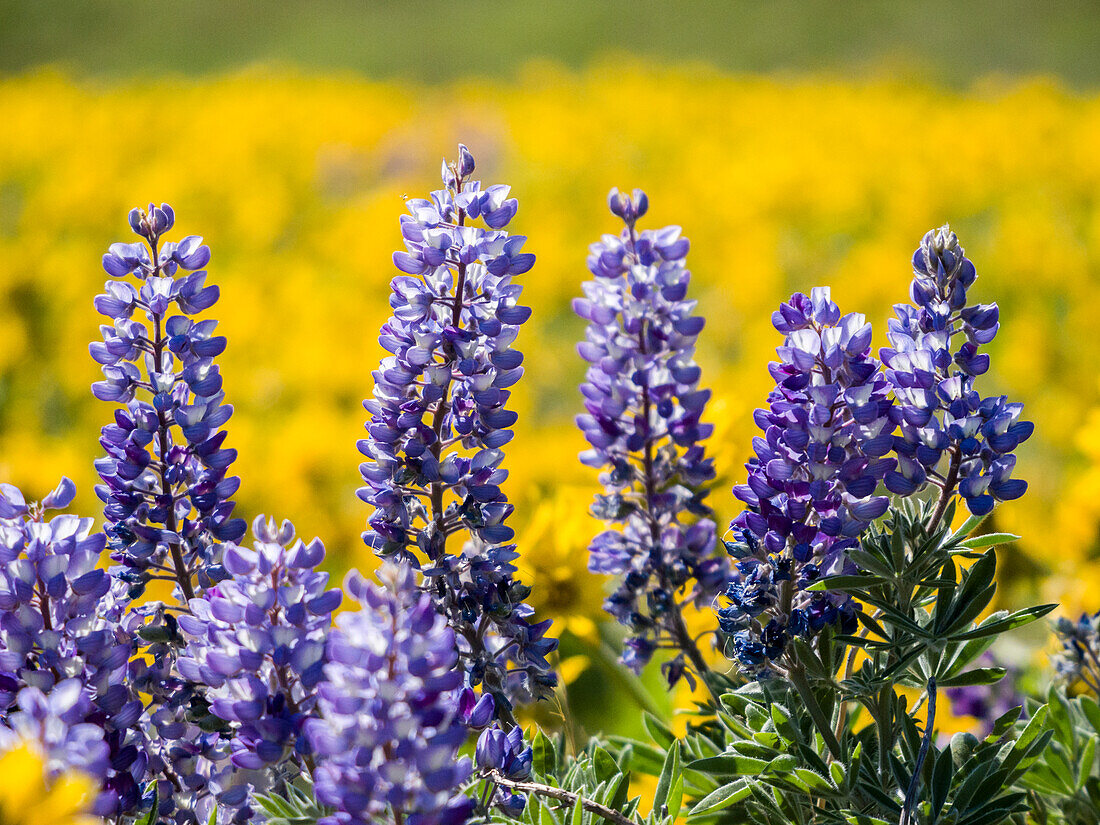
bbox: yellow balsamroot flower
[1,64,1099,665]
[0,738,101,825]
[515,485,608,645]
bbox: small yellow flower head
[0,737,101,825]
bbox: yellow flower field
[1,62,1099,689]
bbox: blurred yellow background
[1,61,1098,732]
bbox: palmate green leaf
[986,705,1023,741]
[1081,695,1100,734]
[939,584,997,636]
[1047,685,1076,747]
[643,713,676,752]
[847,547,895,579]
[805,574,884,593]
[653,741,680,813]
[593,747,619,783]
[792,767,836,794]
[731,741,779,760]
[689,754,770,775]
[666,774,684,820]
[533,729,558,776]
[930,746,953,815]
[948,604,1057,641]
[608,737,665,775]
[947,512,989,544]
[136,787,158,825]
[570,795,584,825]
[936,667,1006,688]
[957,532,1021,550]
[1077,737,1096,792]
[939,633,997,681]
[688,779,752,816]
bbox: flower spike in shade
[357,145,556,720]
[574,188,726,684]
[93,203,245,602]
[306,563,474,825]
[719,287,895,678]
[880,226,1033,520]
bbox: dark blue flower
[721,288,894,677]
[881,226,1032,514]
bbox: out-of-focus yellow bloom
[515,486,607,643]
[0,63,1096,668]
[0,738,100,825]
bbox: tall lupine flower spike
[574,188,726,684]
[0,480,147,815]
[719,288,895,678]
[357,146,556,720]
[881,226,1033,524]
[177,516,341,775]
[306,563,475,825]
[94,203,246,601]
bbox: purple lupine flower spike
[94,203,245,602]
[0,480,147,815]
[718,288,895,677]
[177,515,340,775]
[881,226,1033,517]
[574,188,726,683]
[357,146,556,720]
[306,563,475,825]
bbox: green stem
[900,677,937,825]
[585,638,664,718]
[788,664,843,761]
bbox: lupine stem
[926,447,961,536]
[151,302,195,603]
[900,677,937,825]
[788,664,843,761]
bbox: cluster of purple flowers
[880,226,1033,515]
[719,288,894,677]
[306,563,474,825]
[574,188,725,681]
[0,480,147,814]
[178,516,340,774]
[357,146,556,717]
[94,203,245,600]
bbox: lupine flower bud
[880,226,1033,515]
[93,205,245,600]
[719,288,894,677]
[575,189,725,680]
[358,146,556,717]
[306,563,475,825]
[475,724,532,781]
